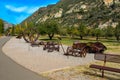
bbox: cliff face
[22,0,120,28]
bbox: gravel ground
[2,37,95,79]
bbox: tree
[105,26,114,38]
[114,23,120,41]
[93,28,102,41]
[37,23,46,35]
[0,19,4,34]
[5,27,11,36]
[15,24,23,35]
[78,23,87,39]
[58,27,67,36]
[43,20,59,40]
[71,27,79,37]
[67,26,79,38]
[67,27,72,37]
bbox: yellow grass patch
[42,62,120,80]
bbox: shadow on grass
[40,38,58,41]
[71,37,120,43]
[60,37,88,40]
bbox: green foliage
[105,26,114,37]
[59,27,67,36]
[44,20,59,34]
[38,20,60,40]
[114,23,120,41]
[67,27,72,36]
[0,19,4,34]
[78,23,87,39]
[14,24,23,35]
[71,27,79,36]
[27,22,35,28]
[37,23,46,35]
[67,26,79,37]
[93,28,102,41]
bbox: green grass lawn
[39,36,120,54]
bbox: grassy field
[39,36,120,54]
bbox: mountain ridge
[22,0,120,28]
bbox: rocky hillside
[0,19,13,30]
[22,0,120,28]
[3,21,13,30]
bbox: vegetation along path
[0,37,48,80]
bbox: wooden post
[102,54,107,77]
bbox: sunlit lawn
[39,36,120,54]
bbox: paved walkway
[0,37,48,80]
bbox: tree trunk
[48,33,54,40]
[96,35,99,41]
[116,36,120,42]
[80,35,83,40]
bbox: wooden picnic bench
[90,53,120,77]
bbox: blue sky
[0,0,59,24]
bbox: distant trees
[105,26,114,38]
[59,27,67,36]
[114,23,120,41]
[71,27,79,37]
[78,23,87,39]
[66,26,79,38]
[14,24,23,35]
[0,19,4,34]
[93,28,102,41]
[6,25,16,36]
[23,20,120,42]
[66,27,73,37]
[4,24,23,36]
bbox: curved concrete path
[0,37,48,80]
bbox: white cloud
[5,5,27,12]
[5,5,40,14]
